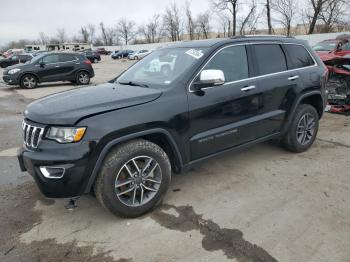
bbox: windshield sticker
[185,49,204,59]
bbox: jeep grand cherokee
[18,36,327,217]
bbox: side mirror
[39,61,45,67]
[193,69,225,91]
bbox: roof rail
[231,35,295,39]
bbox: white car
[128,50,151,60]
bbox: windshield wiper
[118,81,149,88]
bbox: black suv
[83,50,101,63]
[3,52,94,88]
[18,36,327,217]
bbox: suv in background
[3,52,94,88]
[18,36,326,217]
[83,50,101,63]
[112,50,134,59]
[95,47,111,55]
[0,53,33,68]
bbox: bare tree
[216,13,232,37]
[56,28,67,43]
[80,27,89,43]
[99,22,108,45]
[148,14,161,43]
[306,0,330,34]
[87,24,96,44]
[162,3,182,41]
[212,0,239,36]
[38,32,49,45]
[319,0,349,32]
[271,0,298,36]
[239,0,258,35]
[118,18,136,45]
[266,0,273,34]
[185,1,195,40]
[197,11,211,39]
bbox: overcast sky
[0,0,211,46]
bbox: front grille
[22,121,45,149]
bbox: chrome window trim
[188,42,318,93]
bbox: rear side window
[204,45,249,82]
[284,44,315,69]
[42,54,59,64]
[254,44,287,75]
[59,54,75,62]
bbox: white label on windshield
[185,49,204,59]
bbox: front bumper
[3,74,20,85]
[17,140,95,198]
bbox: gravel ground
[0,56,349,262]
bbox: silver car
[128,50,151,60]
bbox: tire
[20,74,38,89]
[134,56,138,60]
[281,104,319,153]
[93,58,98,63]
[118,56,121,59]
[94,139,171,218]
[76,71,90,85]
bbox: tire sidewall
[288,104,319,152]
[20,74,37,89]
[98,141,171,217]
[76,71,90,85]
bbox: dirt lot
[0,56,349,262]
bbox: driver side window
[203,45,249,82]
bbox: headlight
[46,127,86,143]
[8,68,21,75]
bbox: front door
[36,54,60,82]
[187,45,263,160]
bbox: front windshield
[312,42,337,51]
[117,47,207,86]
[30,53,46,64]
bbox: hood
[25,83,162,125]
[5,63,28,71]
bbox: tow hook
[65,197,80,210]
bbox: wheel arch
[19,72,40,83]
[83,128,183,194]
[281,91,325,135]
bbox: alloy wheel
[296,113,316,145]
[115,156,162,207]
[78,72,89,84]
[23,76,36,88]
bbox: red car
[313,35,350,61]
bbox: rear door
[252,43,302,135]
[188,44,263,160]
[57,54,78,80]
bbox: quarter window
[284,44,315,69]
[203,45,249,82]
[254,44,287,75]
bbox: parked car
[95,47,111,55]
[83,50,101,63]
[128,50,151,60]
[17,36,326,218]
[112,50,134,59]
[3,52,94,88]
[3,49,24,58]
[0,53,34,68]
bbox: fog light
[40,166,65,179]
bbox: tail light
[84,59,92,65]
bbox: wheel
[93,58,98,63]
[118,55,121,59]
[94,139,171,218]
[20,74,37,89]
[134,56,138,60]
[281,104,319,153]
[76,71,90,85]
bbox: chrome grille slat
[22,121,44,149]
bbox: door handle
[55,65,60,68]
[288,75,299,81]
[241,85,256,92]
